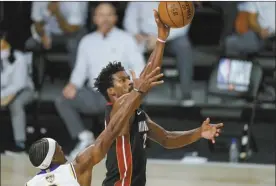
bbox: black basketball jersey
[102,103,149,186]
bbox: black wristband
[133,88,144,94]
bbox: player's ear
[107,87,116,97]
[51,155,58,163]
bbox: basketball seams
[178,2,185,27]
[165,2,178,28]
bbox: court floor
[1,154,275,186]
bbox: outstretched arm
[146,114,223,149]
[140,10,170,76]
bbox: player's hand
[130,62,164,93]
[153,9,170,41]
[63,83,77,99]
[200,118,223,144]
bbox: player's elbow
[159,131,172,149]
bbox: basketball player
[25,63,164,186]
[96,10,224,186]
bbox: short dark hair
[94,61,125,100]
[28,138,49,168]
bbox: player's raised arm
[140,10,170,76]
[73,64,163,171]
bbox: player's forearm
[77,91,143,167]
[163,128,202,149]
[148,41,165,71]
[108,91,142,137]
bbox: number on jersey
[143,133,147,148]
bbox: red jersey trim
[115,135,132,186]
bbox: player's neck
[37,164,60,175]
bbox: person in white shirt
[55,2,145,159]
[123,2,194,105]
[1,33,35,153]
[225,2,275,56]
[25,1,88,88]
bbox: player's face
[111,71,133,98]
[53,144,67,164]
[93,3,117,33]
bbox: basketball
[158,2,195,28]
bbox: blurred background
[0,0,275,170]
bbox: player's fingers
[216,129,221,133]
[147,66,161,78]
[214,123,224,129]
[202,117,209,125]
[141,62,152,77]
[129,69,136,80]
[149,73,164,82]
[150,80,164,87]
[153,9,160,20]
[216,133,219,137]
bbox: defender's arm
[74,90,142,171]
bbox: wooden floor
[1,154,275,186]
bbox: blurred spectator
[25,2,88,69]
[210,2,239,45]
[1,32,35,153]
[225,2,275,56]
[123,2,194,106]
[55,2,145,159]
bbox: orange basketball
[158,2,195,28]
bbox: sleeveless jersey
[25,163,79,186]
[102,104,149,186]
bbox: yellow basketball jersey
[25,163,80,186]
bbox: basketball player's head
[28,138,67,170]
[94,61,133,101]
[93,2,117,35]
